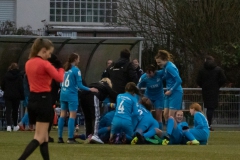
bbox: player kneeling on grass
[131,96,162,145]
[109,82,140,144]
[183,103,210,145]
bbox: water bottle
[182,101,185,110]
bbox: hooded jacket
[106,58,138,94]
[81,81,118,103]
[1,69,24,100]
[197,59,226,108]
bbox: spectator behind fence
[196,55,226,131]
[1,63,24,132]
[106,49,138,94]
[132,58,144,81]
[101,59,113,79]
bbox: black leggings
[206,108,215,127]
[80,93,96,137]
[5,99,20,126]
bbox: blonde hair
[190,103,203,113]
[100,78,112,88]
[155,50,173,62]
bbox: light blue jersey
[60,65,89,102]
[166,117,186,144]
[135,104,158,137]
[114,92,139,120]
[187,112,210,145]
[137,70,164,100]
[193,112,209,130]
[111,92,139,140]
[163,61,182,92]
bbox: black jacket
[197,60,226,108]
[81,81,118,103]
[1,69,24,100]
[106,58,138,94]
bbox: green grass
[1,129,240,160]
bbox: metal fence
[0,88,240,130]
[182,88,240,127]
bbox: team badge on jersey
[78,71,81,76]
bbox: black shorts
[28,92,53,124]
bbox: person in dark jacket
[80,78,118,144]
[1,63,24,132]
[106,49,138,95]
[196,56,226,131]
[47,54,61,142]
[101,59,113,79]
[132,58,144,81]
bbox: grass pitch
[1,128,240,160]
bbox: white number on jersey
[138,109,143,115]
[63,74,70,87]
[118,100,125,114]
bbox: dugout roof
[0,35,144,83]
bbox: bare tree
[118,0,240,87]
[0,20,33,35]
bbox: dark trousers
[48,107,54,133]
[206,108,215,127]
[5,99,20,126]
[80,93,96,137]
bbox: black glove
[54,59,63,69]
[182,126,189,130]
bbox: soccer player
[183,103,210,145]
[131,96,160,144]
[18,38,64,160]
[98,110,115,143]
[58,53,98,144]
[110,82,140,144]
[161,110,189,145]
[155,50,183,123]
[137,64,164,129]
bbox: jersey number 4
[118,100,125,113]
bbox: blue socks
[183,131,195,141]
[58,117,65,138]
[143,129,156,138]
[21,113,29,126]
[158,122,163,130]
[166,118,174,135]
[68,118,75,139]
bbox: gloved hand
[48,54,63,69]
